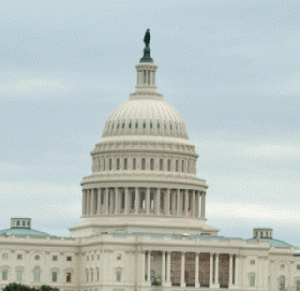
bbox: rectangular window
[159,159,163,171]
[250,275,255,287]
[250,260,255,265]
[2,253,8,259]
[52,272,57,282]
[17,254,22,260]
[297,265,300,270]
[175,160,179,172]
[16,270,22,281]
[116,271,121,282]
[66,272,71,283]
[2,270,8,280]
[97,269,100,281]
[67,256,72,261]
[52,255,58,261]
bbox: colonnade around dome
[82,187,206,219]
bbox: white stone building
[0,40,299,291]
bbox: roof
[0,228,51,237]
[247,238,293,248]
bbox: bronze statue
[143,29,150,47]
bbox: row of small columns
[137,69,156,86]
[82,188,206,219]
[142,251,239,288]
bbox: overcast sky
[1,0,299,246]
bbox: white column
[146,187,150,215]
[166,251,171,285]
[86,189,90,215]
[115,188,119,214]
[162,251,166,285]
[209,253,213,287]
[195,252,200,287]
[82,190,86,215]
[201,192,206,218]
[234,255,239,288]
[135,187,139,214]
[176,189,180,216]
[124,188,129,214]
[184,190,189,215]
[156,188,160,215]
[104,188,108,215]
[97,188,101,215]
[229,254,233,288]
[147,251,151,284]
[166,189,170,216]
[180,252,186,287]
[215,253,220,288]
[141,251,146,283]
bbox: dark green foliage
[3,283,59,291]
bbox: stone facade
[0,44,299,291]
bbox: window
[35,255,40,260]
[133,158,136,170]
[2,253,8,259]
[124,158,128,170]
[297,264,300,270]
[157,123,160,129]
[249,275,255,287]
[17,254,22,260]
[143,122,146,129]
[159,159,163,171]
[297,280,300,291]
[97,269,100,281]
[116,158,120,170]
[129,122,132,128]
[67,256,72,261]
[150,158,154,170]
[87,255,89,261]
[116,270,121,282]
[117,254,121,260]
[86,270,89,282]
[66,272,72,283]
[181,160,185,172]
[91,269,93,282]
[279,276,285,291]
[250,260,255,265]
[17,220,20,226]
[52,272,57,282]
[150,123,153,129]
[97,254,100,260]
[52,255,58,261]
[16,270,22,281]
[34,267,40,282]
[175,160,179,172]
[170,124,173,130]
[141,158,146,170]
[117,123,119,129]
[135,122,138,129]
[92,255,94,261]
[150,270,155,282]
[167,159,171,171]
[109,159,112,170]
[2,270,8,280]
[122,123,125,129]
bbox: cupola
[253,228,273,239]
[11,218,31,229]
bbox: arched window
[167,159,171,171]
[109,159,112,171]
[129,122,132,128]
[124,158,128,170]
[143,122,146,129]
[175,160,179,172]
[159,159,163,171]
[34,267,40,282]
[135,122,138,129]
[150,158,154,170]
[116,158,120,170]
[249,274,255,287]
[86,270,89,282]
[66,272,72,283]
[96,268,100,281]
[141,158,146,170]
[133,158,136,170]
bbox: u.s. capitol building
[0,35,299,291]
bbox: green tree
[3,283,59,291]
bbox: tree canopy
[3,283,59,291]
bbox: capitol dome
[70,41,218,238]
[102,99,189,140]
